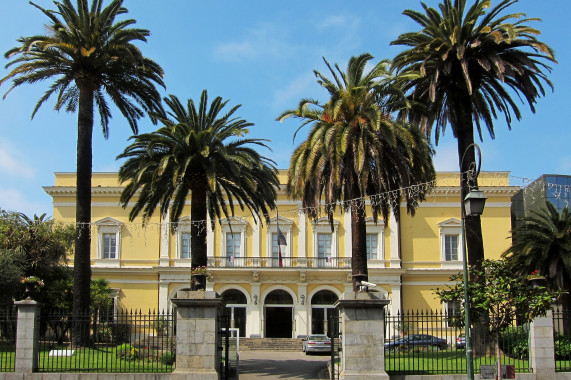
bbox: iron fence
[328,314,341,380]
[38,308,175,373]
[0,308,16,372]
[553,305,571,372]
[385,310,531,375]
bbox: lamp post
[460,144,487,380]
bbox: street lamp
[460,144,487,380]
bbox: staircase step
[240,338,304,351]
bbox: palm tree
[391,0,555,272]
[118,91,279,288]
[278,53,435,290]
[0,0,165,326]
[503,203,571,310]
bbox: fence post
[14,299,41,373]
[334,291,390,380]
[171,290,225,379]
[529,309,556,379]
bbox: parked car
[302,334,331,355]
[384,334,447,350]
[456,333,466,349]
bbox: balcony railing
[207,256,351,269]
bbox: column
[335,292,390,380]
[344,210,351,259]
[158,275,169,312]
[389,213,400,268]
[298,207,306,259]
[296,283,309,337]
[248,282,262,338]
[14,300,41,373]
[159,211,170,266]
[171,290,225,380]
[529,310,556,379]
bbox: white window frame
[221,217,247,259]
[311,217,339,261]
[365,217,385,263]
[175,216,192,264]
[95,217,122,267]
[438,218,463,268]
[266,216,293,258]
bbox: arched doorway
[221,289,247,337]
[311,290,339,334]
[264,289,294,338]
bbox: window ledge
[93,259,120,268]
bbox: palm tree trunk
[455,95,488,356]
[190,176,208,290]
[350,177,367,291]
[73,84,94,345]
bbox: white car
[302,334,331,355]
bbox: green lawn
[385,349,532,374]
[35,345,174,373]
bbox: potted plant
[190,266,208,290]
[20,276,45,300]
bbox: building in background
[511,174,571,229]
[44,170,518,338]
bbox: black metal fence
[553,306,571,372]
[385,310,531,375]
[38,308,175,373]
[328,314,341,380]
[0,308,16,372]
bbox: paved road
[238,350,330,379]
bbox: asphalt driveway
[238,350,330,379]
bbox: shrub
[161,351,176,365]
[116,343,139,361]
[499,326,529,359]
[555,335,571,360]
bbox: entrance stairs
[240,338,304,351]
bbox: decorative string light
[47,171,569,230]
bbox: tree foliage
[118,91,279,286]
[503,203,571,308]
[0,209,75,309]
[435,259,559,333]
[279,53,435,289]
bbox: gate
[218,313,230,379]
[328,314,341,380]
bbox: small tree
[436,259,560,376]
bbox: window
[444,235,459,261]
[445,301,462,327]
[95,217,122,265]
[366,233,378,260]
[226,232,241,258]
[180,233,191,259]
[174,217,192,261]
[311,218,339,267]
[317,233,332,258]
[438,218,463,264]
[221,217,247,262]
[266,216,293,263]
[365,217,384,262]
[102,233,116,259]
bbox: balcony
[207,256,351,269]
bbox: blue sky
[0,0,569,217]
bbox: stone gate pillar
[171,290,225,380]
[14,299,41,373]
[335,291,390,380]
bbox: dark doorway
[264,289,294,338]
[265,307,292,338]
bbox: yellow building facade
[44,170,518,338]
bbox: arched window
[311,290,339,335]
[222,289,248,337]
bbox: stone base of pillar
[171,290,225,379]
[335,291,390,380]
